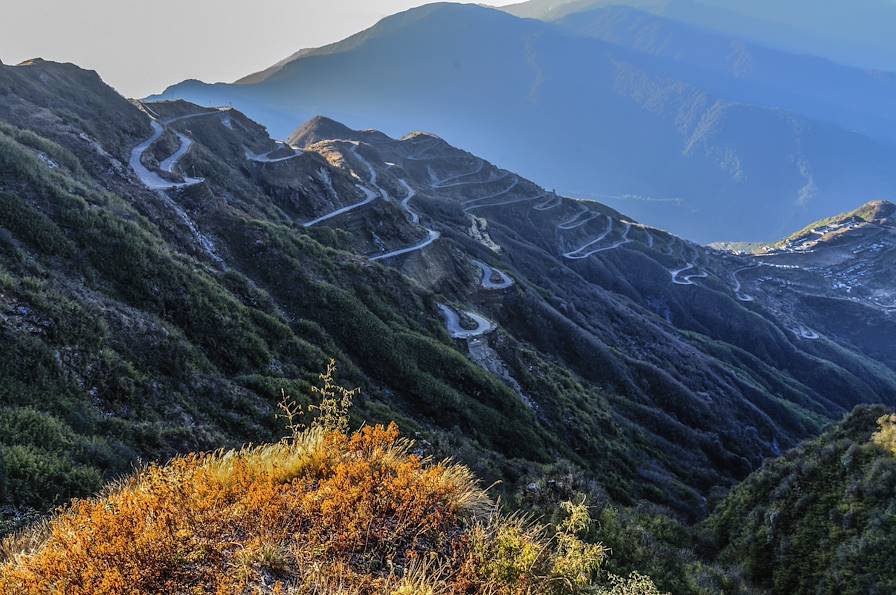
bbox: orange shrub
[0,423,482,593]
[0,422,606,594]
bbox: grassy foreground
[0,363,660,594]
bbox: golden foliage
[0,423,459,593]
[0,419,606,594]
[0,362,619,594]
[872,413,896,455]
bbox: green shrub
[0,408,75,450]
[707,406,896,594]
[0,445,102,508]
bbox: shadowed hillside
[504,0,896,73]
[706,405,896,593]
[1,58,895,547]
[550,5,896,145]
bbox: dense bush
[873,412,896,454]
[706,405,896,594]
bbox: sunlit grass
[0,362,631,594]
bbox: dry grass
[0,361,616,594]
[0,421,606,594]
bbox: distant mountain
[551,5,896,145]
[151,3,896,243]
[504,0,896,73]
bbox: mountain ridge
[150,2,896,243]
[503,0,896,73]
[550,4,896,144]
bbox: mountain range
[151,2,896,243]
[504,0,896,73]
[1,45,896,592]
[3,55,896,512]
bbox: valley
[2,0,896,590]
[2,58,895,531]
[0,7,894,583]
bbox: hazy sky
[0,0,517,98]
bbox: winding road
[461,179,547,213]
[460,177,520,209]
[369,228,441,261]
[437,304,496,339]
[351,144,391,201]
[463,192,544,212]
[563,217,628,260]
[587,221,632,255]
[670,263,708,285]
[436,171,507,190]
[129,120,169,188]
[534,194,562,211]
[302,143,390,228]
[731,265,758,301]
[371,173,441,260]
[130,109,230,190]
[245,144,302,163]
[426,157,552,215]
[165,110,225,125]
[472,260,514,290]
[398,179,419,224]
[130,121,203,190]
[563,218,629,259]
[431,159,485,188]
[332,148,441,261]
[303,186,379,228]
[302,146,440,259]
[159,132,194,173]
[129,109,228,265]
[558,209,600,230]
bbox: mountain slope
[151,3,896,243]
[551,4,896,145]
[0,60,553,524]
[2,59,896,534]
[503,0,896,73]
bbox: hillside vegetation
[706,405,896,594]
[0,62,559,530]
[4,365,892,593]
[2,58,896,593]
